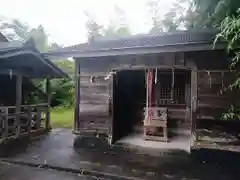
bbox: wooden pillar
[108,72,116,144]
[27,106,32,134]
[3,107,9,139]
[15,74,22,137]
[35,108,41,129]
[45,78,51,130]
[191,66,198,142]
[74,60,80,131]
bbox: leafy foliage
[51,60,75,107]
[146,0,189,33]
[0,19,30,41]
[85,5,131,41]
[84,12,104,42]
[184,0,240,28]
[221,105,240,121]
[215,10,240,120]
[0,19,49,52]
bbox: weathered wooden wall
[78,72,110,135]
[75,50,236,138]
[186,50,238,128]
[76,52,189,136]
[197,71,236,121]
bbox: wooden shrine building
[0,38,67,144]
[46,30,238,152]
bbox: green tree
[146,0,164,33]
[0,19,29,41]
[103,5,131,38]
[214,10,240,120]
[0,18,49,51]
[85,6,131,41]
[184,0,240,28]
[28,25,48,52]
[84,12,103,42]
[146,0,188,33]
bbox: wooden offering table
[143,107,168,142]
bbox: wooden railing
[0,103,49,144]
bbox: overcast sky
[0,0,175,46]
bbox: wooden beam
[74,60,80,131]
[45,78,51,130]
[15,74,22,137]
[112,65,192,71]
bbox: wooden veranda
[0,40,67,144]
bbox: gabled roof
[44,29,224,59]
[0,40,68,78]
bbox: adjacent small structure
[0,39,67,144]
[46,30,237,152]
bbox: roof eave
[0,49,68,79]
[44,41,225,60]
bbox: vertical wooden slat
[4,107,8,139]
[15,74,22,137]
[108,72,115,144]
[171,67,175,103]
[35,107,41,129]
[74,60,80,131]
[45,78,51,130]
[191,67,198,143]
[27,106,32,134]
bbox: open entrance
[112,70,146,143]
[112,69,191,152]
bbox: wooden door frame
[190,65,198,145]
[108,71,117,145]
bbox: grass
[50,107,74,129]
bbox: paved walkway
[0,129,240,180]
[0,162,102,180]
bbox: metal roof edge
[0,49,68,78]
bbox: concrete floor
[1,128,240,180]
[116,133,191,153]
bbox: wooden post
[74,60,80,131]
[35,108,41,129]
[45,78,51,130]
[27,106,32,134]
[3,107,8,139]
[15,74,22,137]
[191,67,198,143]
[108,72,116,144]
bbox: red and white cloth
[146,69,153,124]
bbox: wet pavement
[0,162,105,180]
[0,128,240,180]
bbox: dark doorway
[112,70,146,143]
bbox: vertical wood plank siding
[74,60,81,131]
[75,50,236,139]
